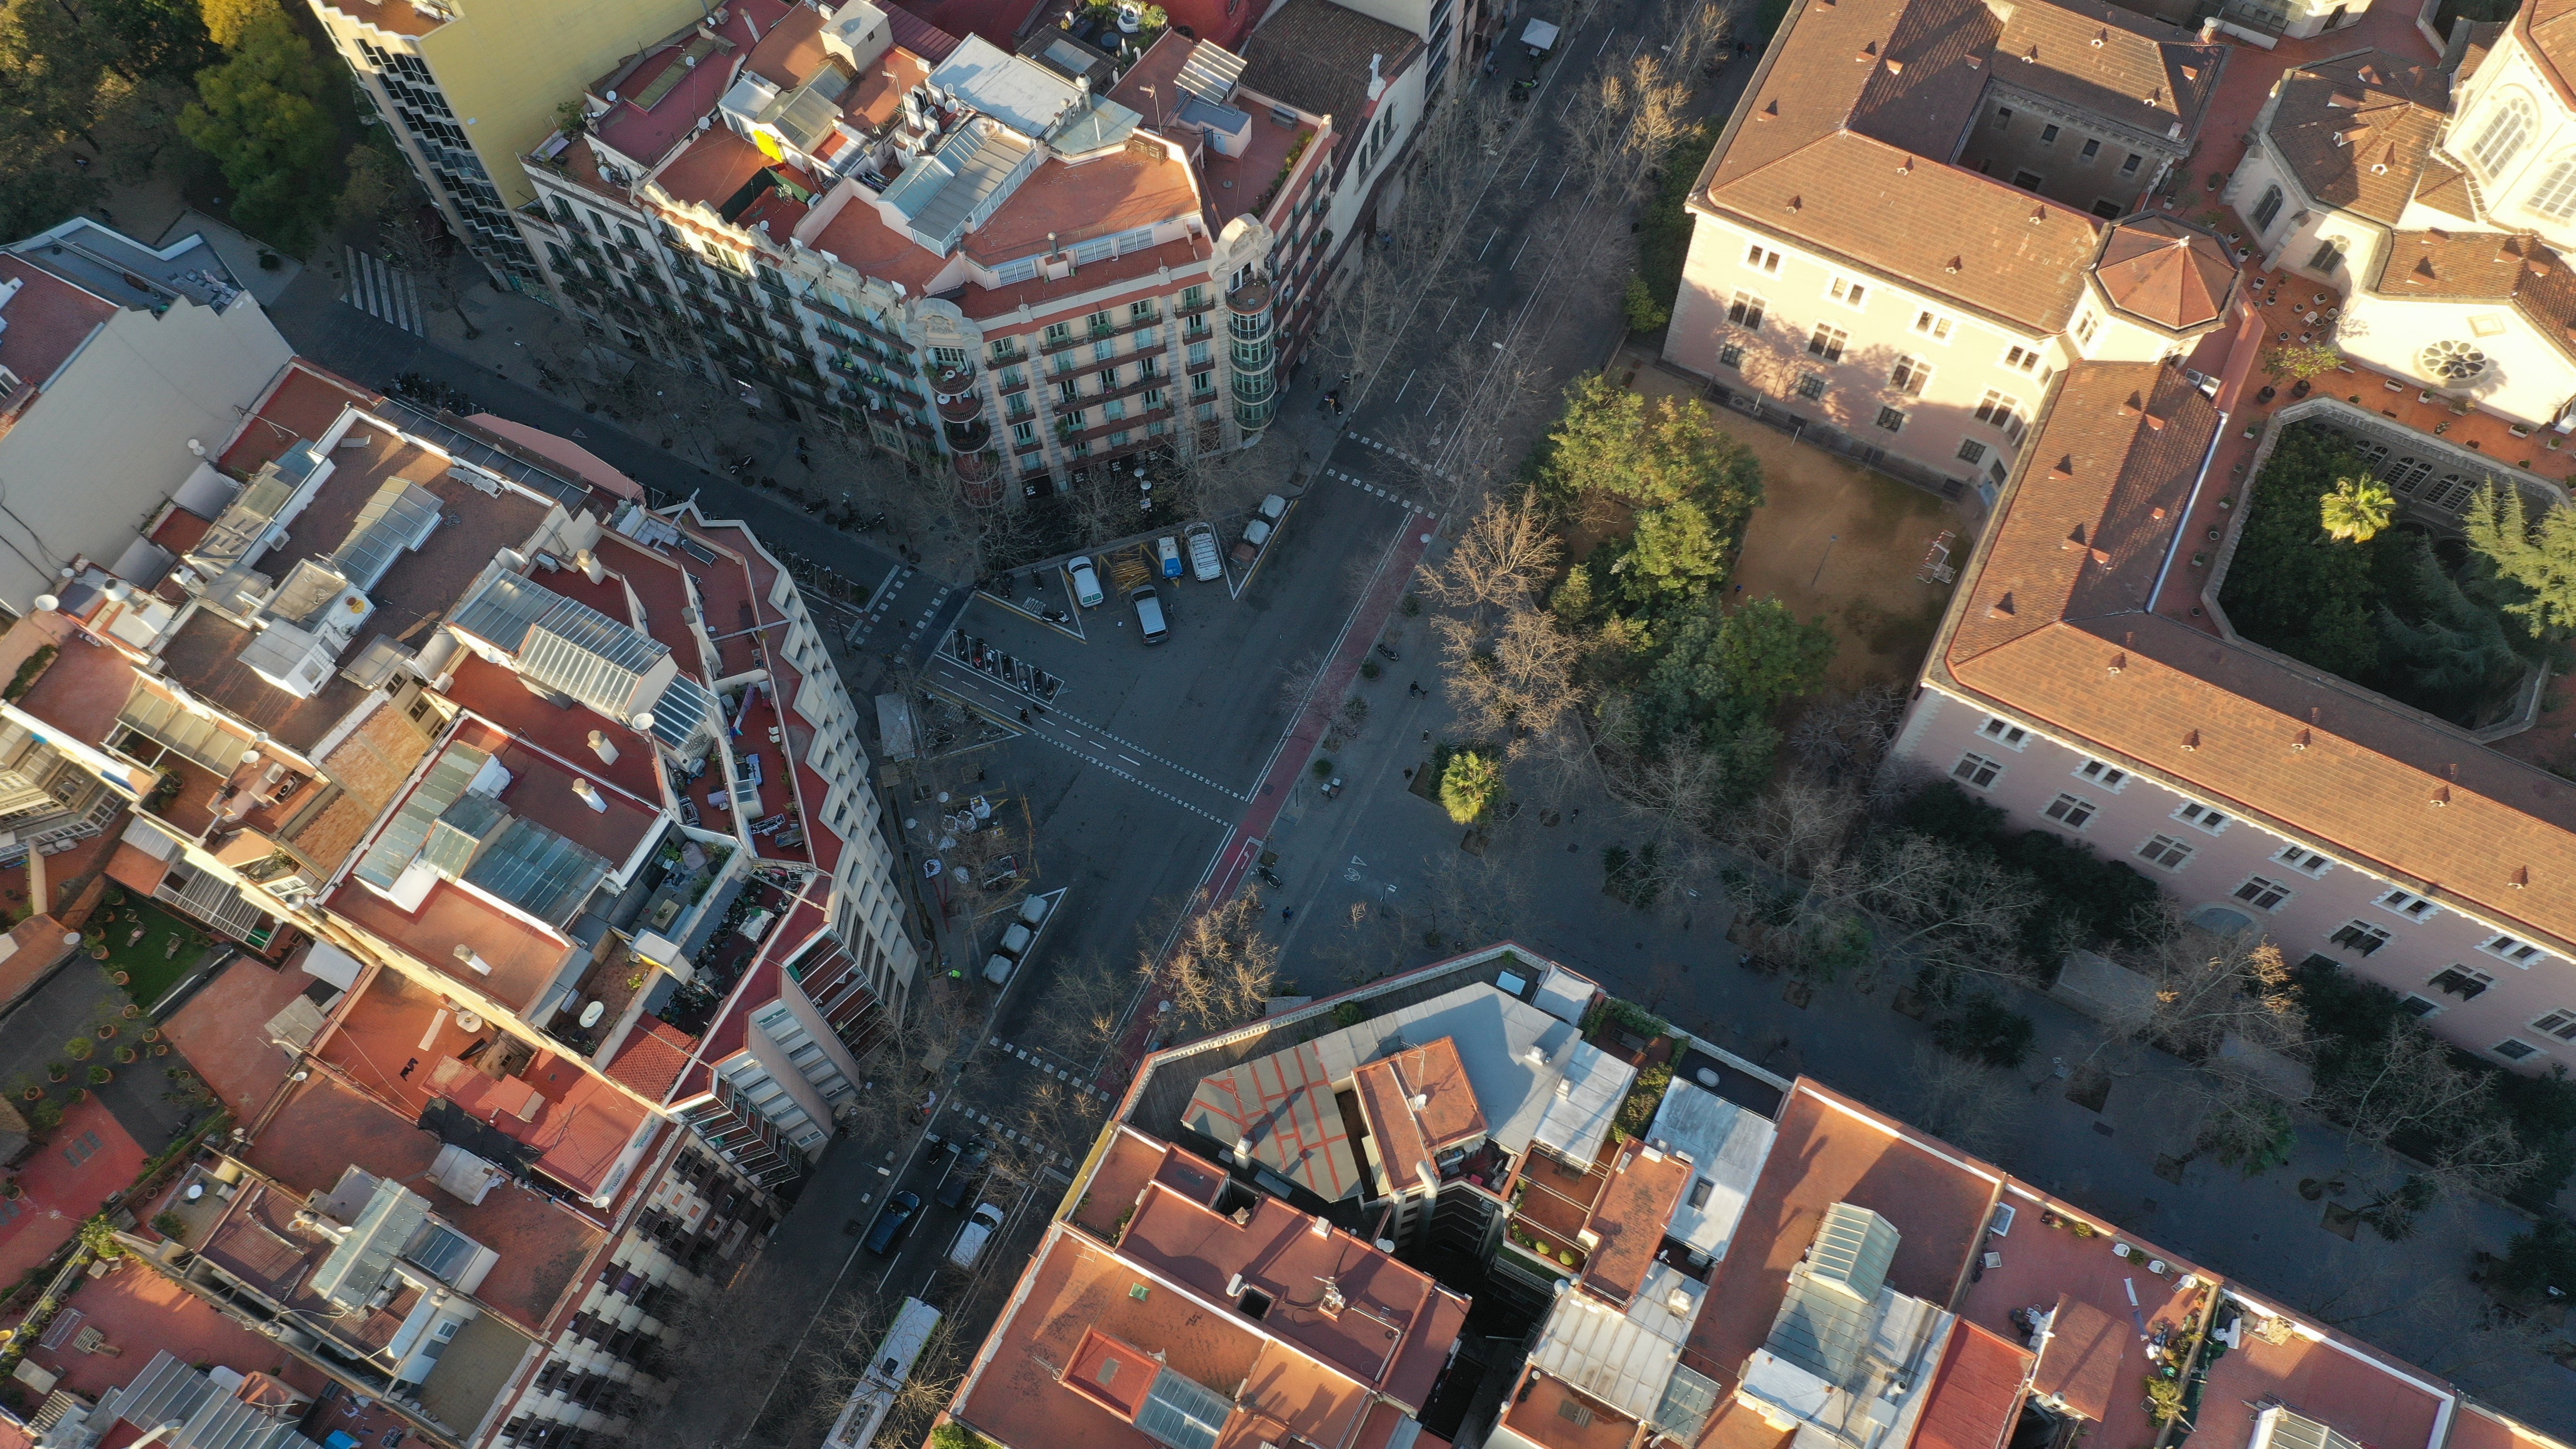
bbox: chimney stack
[573,778,607,813]
[588,730,620,765]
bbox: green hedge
[1895,781,2160,965]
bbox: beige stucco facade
[308,0,711,285]
[0,292,291,615]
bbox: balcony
[945,415,991,451]
[928,360,977,392]
[935,389,985,424]
[1227,280,1275,313]
[1176,294,1216,317]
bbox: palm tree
[2321,475,2396,543]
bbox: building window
[2273,845,2331,876]
[2250,184,2285,230]
[2398,994,2444,1018]
[1011,421,1037,446]
[1890,355,1929,394]
[2003,345,2044,374]
[1993,106,2013,129]
[2121,152,2142,175]
[2431,966,2494,999]
[2376,889,2439,921]
[2494,1038,2543,1062]
[2043,793,2095,829]
[2040,123,2061,145]
[1728,292,1766,328]
[2174,802,2229,833]
[1874,405,1906,433]
[2534,1010,2576,1042]
[1977,717,2028,749]
[1746,244,1782,273]
[1956,438,1988,466]
[2331,921,2392,956]
[2481,934,2545,966]
[2306,238,2345,273]
[1914,310,1954,342]
[1974,391,2022,436]
[1795,372,1827,400]
[2074,758,2126,789]
[1829,276,1868,308]
[2233,876,2293,912]
[1718,343,1745,369]
[2471,94,2536,176]
[2074,311,2100,346]
[1808,324,1847,361]
[2080,137,2101,161]
[2137,835,2194,870]
[1953,752,2004,789]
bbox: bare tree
[1421,494,1563,616]
[1726,773,1864,881]
[2322,1023,2540,1199]
[1435,604,1583,747]
[1154,890,1281,1040]
[1903,1043,2026,1160]
[1851,829,2043,983]
[2171,1063,2299,1177]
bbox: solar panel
[403,1220,480,1283]
[1135,1369,1231,1449]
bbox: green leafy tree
[2215,424,2384,679]
[200,0,275,48]
[1545,373,1762,515]
[2371,535,2525,719]
[1634,598,1834,749]
[2464,483,2576,638]
[1620,274,1670,334]
[1440,750,1505,825]
[2319,475,2394,543]
[178,8,339,250]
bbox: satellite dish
[631,712,656,730]
[32,595,57,613]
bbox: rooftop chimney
[588,730,620,765]
[453,944,493,976]
[1367,53,1386,102]
[573,777,607,813]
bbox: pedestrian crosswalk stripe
[340,247,425,335]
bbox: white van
[1129,585,1169,644]
[1066,556,1104,607]
[1018,894,1052,927]
[983,953,1014,984]
[949,1202,1005,1269]
[999,922,1033,957]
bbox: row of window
[1957,732,2556,974]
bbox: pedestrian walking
[1421,729,1430,742]
[1019,708,1031,723]
[1282,907,1295,921]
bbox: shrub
[86,1066,112,1086]
[1440,750,1505,825]
[1331,1001,1366,1029]
[1613,1063,1674,1140]
[2493,1221,2576,1299]
[2,645,57,703]
[930,1425,994,1449]
[150,1211,187,1240]
[1621,274,1670,334]
[76,1217,123,1260]
[64,1037,93,1062]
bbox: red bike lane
[1096,508,1437,1091]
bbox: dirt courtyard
[1619,353,1963,689]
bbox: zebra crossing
[1319,450,1436,517]
[341,247,425,335]
[989,1036,1113,1098]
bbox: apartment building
[301,0,713,288]
[1236,0,1431,346]
[2222,11,2576,435]
[0,218,293,614]
[1665,0,2235,507]
[928,942,2576,1449]
[1,354,913,1187]
[511,0,1324,500]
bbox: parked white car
[1184,523,1222,581]
[1065,555,1103,607]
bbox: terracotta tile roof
[846,47,934,130]
[286,703,434,873]
[1700,0,2222,331]
[605,1015,698,1099]
[2092,215,2236,331]
[1944,361,2215,667]
[0,912,75,1014]
[2265,50,2450,226]
[1937,361,2576,958]
[651,127,779,214]
[964,139,1202,265]
[1498,1369,1639,1449]
[2374,229,2576,362]
[1577,1142,1690,1307]
[1912,1321,2033,1449]
[1117,1182,1466,1408]
[1235,0,1424,137]
[2525,0,2576,108]
[2415,155,2479,221]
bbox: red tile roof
[0,260,116,431]
[605,1014,699,1099]
[2093,215,2237,332]
[1913,1321,2034,1449]
[965,140,1201,265]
